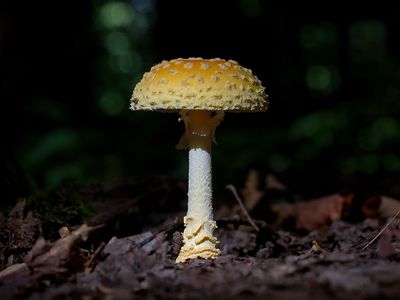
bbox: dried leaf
[377,229,395,258]
[360,209,400,252]
[294,194,353,231]
[0,200,42,270]
[363,195,400,219]
[311,240,325,254]
[24,224,97,276]
[0,263,28,280]
[266,174,287,191]
[6,200,42,250]
[241,169,264,211]
[58,227,71,239]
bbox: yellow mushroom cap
[130,58,269,112]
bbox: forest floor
[1,175,400,300]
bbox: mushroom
[130,58,268,263]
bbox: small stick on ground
[85,242,106,274]
[360,208,400,251]
[226,184,259,232]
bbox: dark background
[2,0,400,207]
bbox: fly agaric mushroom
[130,58,268,263]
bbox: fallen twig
[360,208,400,251]
[85,242,106,274]
[226,184,259,232]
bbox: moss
[26,185,94,239]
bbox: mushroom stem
[176,110,223,263]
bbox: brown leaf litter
[0,200,42,270]
[1,179,400,300]
[0,216,399,300]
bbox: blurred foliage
[216,108,400,178]
[2,0,400,203]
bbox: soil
[0,177,399,300]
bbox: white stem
[187,148,213,220]
[175,110,222,263]
[176,146,219,262]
